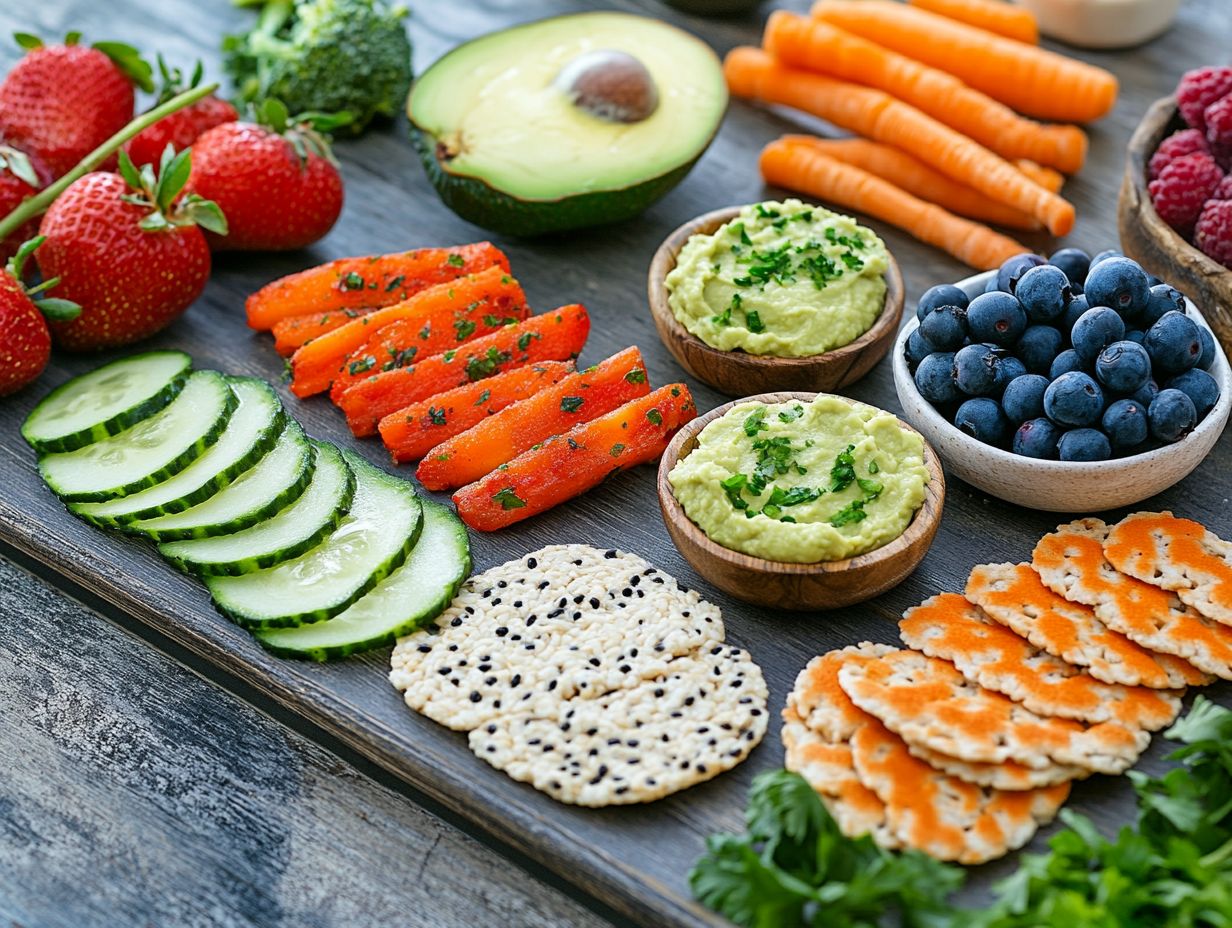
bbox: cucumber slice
[255,500,471,660]
[22,350,192,452]
[38,370,236,503]
[207,451,424,630]
[69,377,284,527]
[131,419,314,541]
[160,441,354,577]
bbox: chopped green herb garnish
[778,404,805,423]
[560,396,584,413]
[428,406,447,425]
[720,473,749,510]
[442,349,457,362]
[868,460,880,474]
[385,275,405,292]
[482,314,518,327]
[343,309,360,319]
[755,203,781,219]
[455,319,477,340]
[474,389,491,406]
[348,355,375,376]
[517,332,539,351]
[829,445,857,492]
[743,407,769,437]
[646,409,663,426]
[610,443,625,457]
[567,437,582,450]
[857,477,883,499]
[492,487,526,510]
[745,310,765,334]
[342,272,364,290]
[382,346,417,371]
[465,347,510,381]
[418,323,431,340]
[625,368,646,385]
[447,253,466,267]
[829,499,867,526]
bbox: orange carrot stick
[338,305,591,438]
[763,12,1085,173]
[908,0,1038,44]
[811,0,1117,123]
[724,47,1074,236]
[289,266,524,398]
[417,347,652,492]
[271,307,381,356]
[759,137,1028,269]
[379,362,576,465]
[245,242,509,330]
[1017,160,1063,193]
[452,384,697,532]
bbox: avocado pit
[555,49,659,124]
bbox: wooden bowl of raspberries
[1120,67,1232,355]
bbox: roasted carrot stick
[452,384,696,532]
[724,47,1074,236]
[271,307,381,356]
[760,137,1028,269]
[417,347,652,491]
[246,242,510,330]
[379,362,576,465]
[811,0,1117,123]
[908,0,1038,44]
[289,266,524,398]
[763,13,1085,173]
[338,305,591,438]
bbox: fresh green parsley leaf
[625,368,646,385]
[561,396,584,413]
[447,253,466,267]
[492,487,526,510]
[341,271,364,290]
[455,319,477,340]
[427,406,447,425]
[646,409,663,426]
[347,355,375,376]
[829,445,857,492]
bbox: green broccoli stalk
[223,0,412,135]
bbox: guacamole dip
[664,199,889,357]
[668,397,929,563]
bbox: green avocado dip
[668,397,929,563]
[664,199,889,358]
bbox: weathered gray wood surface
[1,0,1231,926]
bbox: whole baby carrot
[908,0,1038,44]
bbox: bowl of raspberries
[893,249,1230,511]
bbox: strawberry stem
[0,82,219,242]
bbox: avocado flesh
[409,12,727,235]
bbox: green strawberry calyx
[151,54,209,106]
[117,147,229,236]
[0,145,40,188]
[12,31,154,93]
[6,236,81,322]
[255,97,352,168]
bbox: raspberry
[1214,174,1232,199]
[1206,95,1232,168]
[1195,197,1232,266]
[1177,66,1232,131]
[1149,151,1225,238]
[1149,128,1209,179]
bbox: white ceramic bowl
[1015,0,1179,49]
[892,270,1232,512]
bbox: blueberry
[1131,377,1160,407]
[1048,247,1091,286]
[966,292,1027,346]
[915,351,962,405]
[1050,348,1087,379]
[1148,388,1198,442]
[916,284,969,322]
[992,355,1027,397]
[1044,371,1105,427]
[995,253,1046,294]
[953,343,1001,396]
[906,327,935,369]
[954,397,1008,446]
[1141,285,1186,328]
[1012,417,1060,459]
[984,275,1001,293]
[1061,294,1089,341]
[1124,329,1146,345]
[1015,265,1073,322]
[1166,368,1221,419]
[1016,325,1064,374]
[919,305,968,351]
[1094,340,1152,394]
[1002,374,1049,422]
[1101,399,1149,449]
[1091,249,1124,267]
[1058,428,1112,462]
[1071,307,1126,364]
[1070,280,1084,297]
[1083,257,1150,321]
[1196,325,1218,371]
[1145,311,1202,375]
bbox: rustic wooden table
[2,1,1230,927]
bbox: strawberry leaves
[10,31,153,91]
[5,236,81,321]
[117,147,228,236]
[254,98,352,167]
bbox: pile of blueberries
[906,250,1222,461]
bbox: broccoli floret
[224,0,412,135]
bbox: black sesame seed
[527,557,537,569]
[495,626,508,636]
[437,667,451,676]
[511,674,521,687]
[450,617,463,627]
[417,645,431,653]
[469,691,481,703]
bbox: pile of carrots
[246,244,697,531]
[726,0,1120,269]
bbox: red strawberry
[35,148,227,351]
[184,101,345,251]
[0,33,152,179]
[0,145,52,265]
[0,237,80,395]
[122,58,238,169]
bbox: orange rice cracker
[906,741,1082,790]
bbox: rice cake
[965,562,1203,689]
[906,742,1082,790]
[900,593,1182,729]
[1035,519,1229,681]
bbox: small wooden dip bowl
[647,206,905,397]
[656,391,945,611]
[1120,95,1232,355]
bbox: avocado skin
[410,127,708,238]
[662,0,762,15]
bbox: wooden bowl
[647,206,905,397]
[656,391,945,611]
[893,271,1232,512]
[1120,95,1232,355]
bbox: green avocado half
[407,12,728,237]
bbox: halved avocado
[408,12,727,237]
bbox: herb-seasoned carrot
[811,0,1117,123]
[289,266,524,398]
[764,13,1085,173]
[379,362,575,465]
[908,0,1037,44]
[453,384,696,532]
[417,347,652,492]
[246,242,510,330]
[338,305,590,438]
[271,307,382,356]
[724,47,1074,236]
[760,137,1028,269]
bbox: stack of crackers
[785,510,1232,864]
